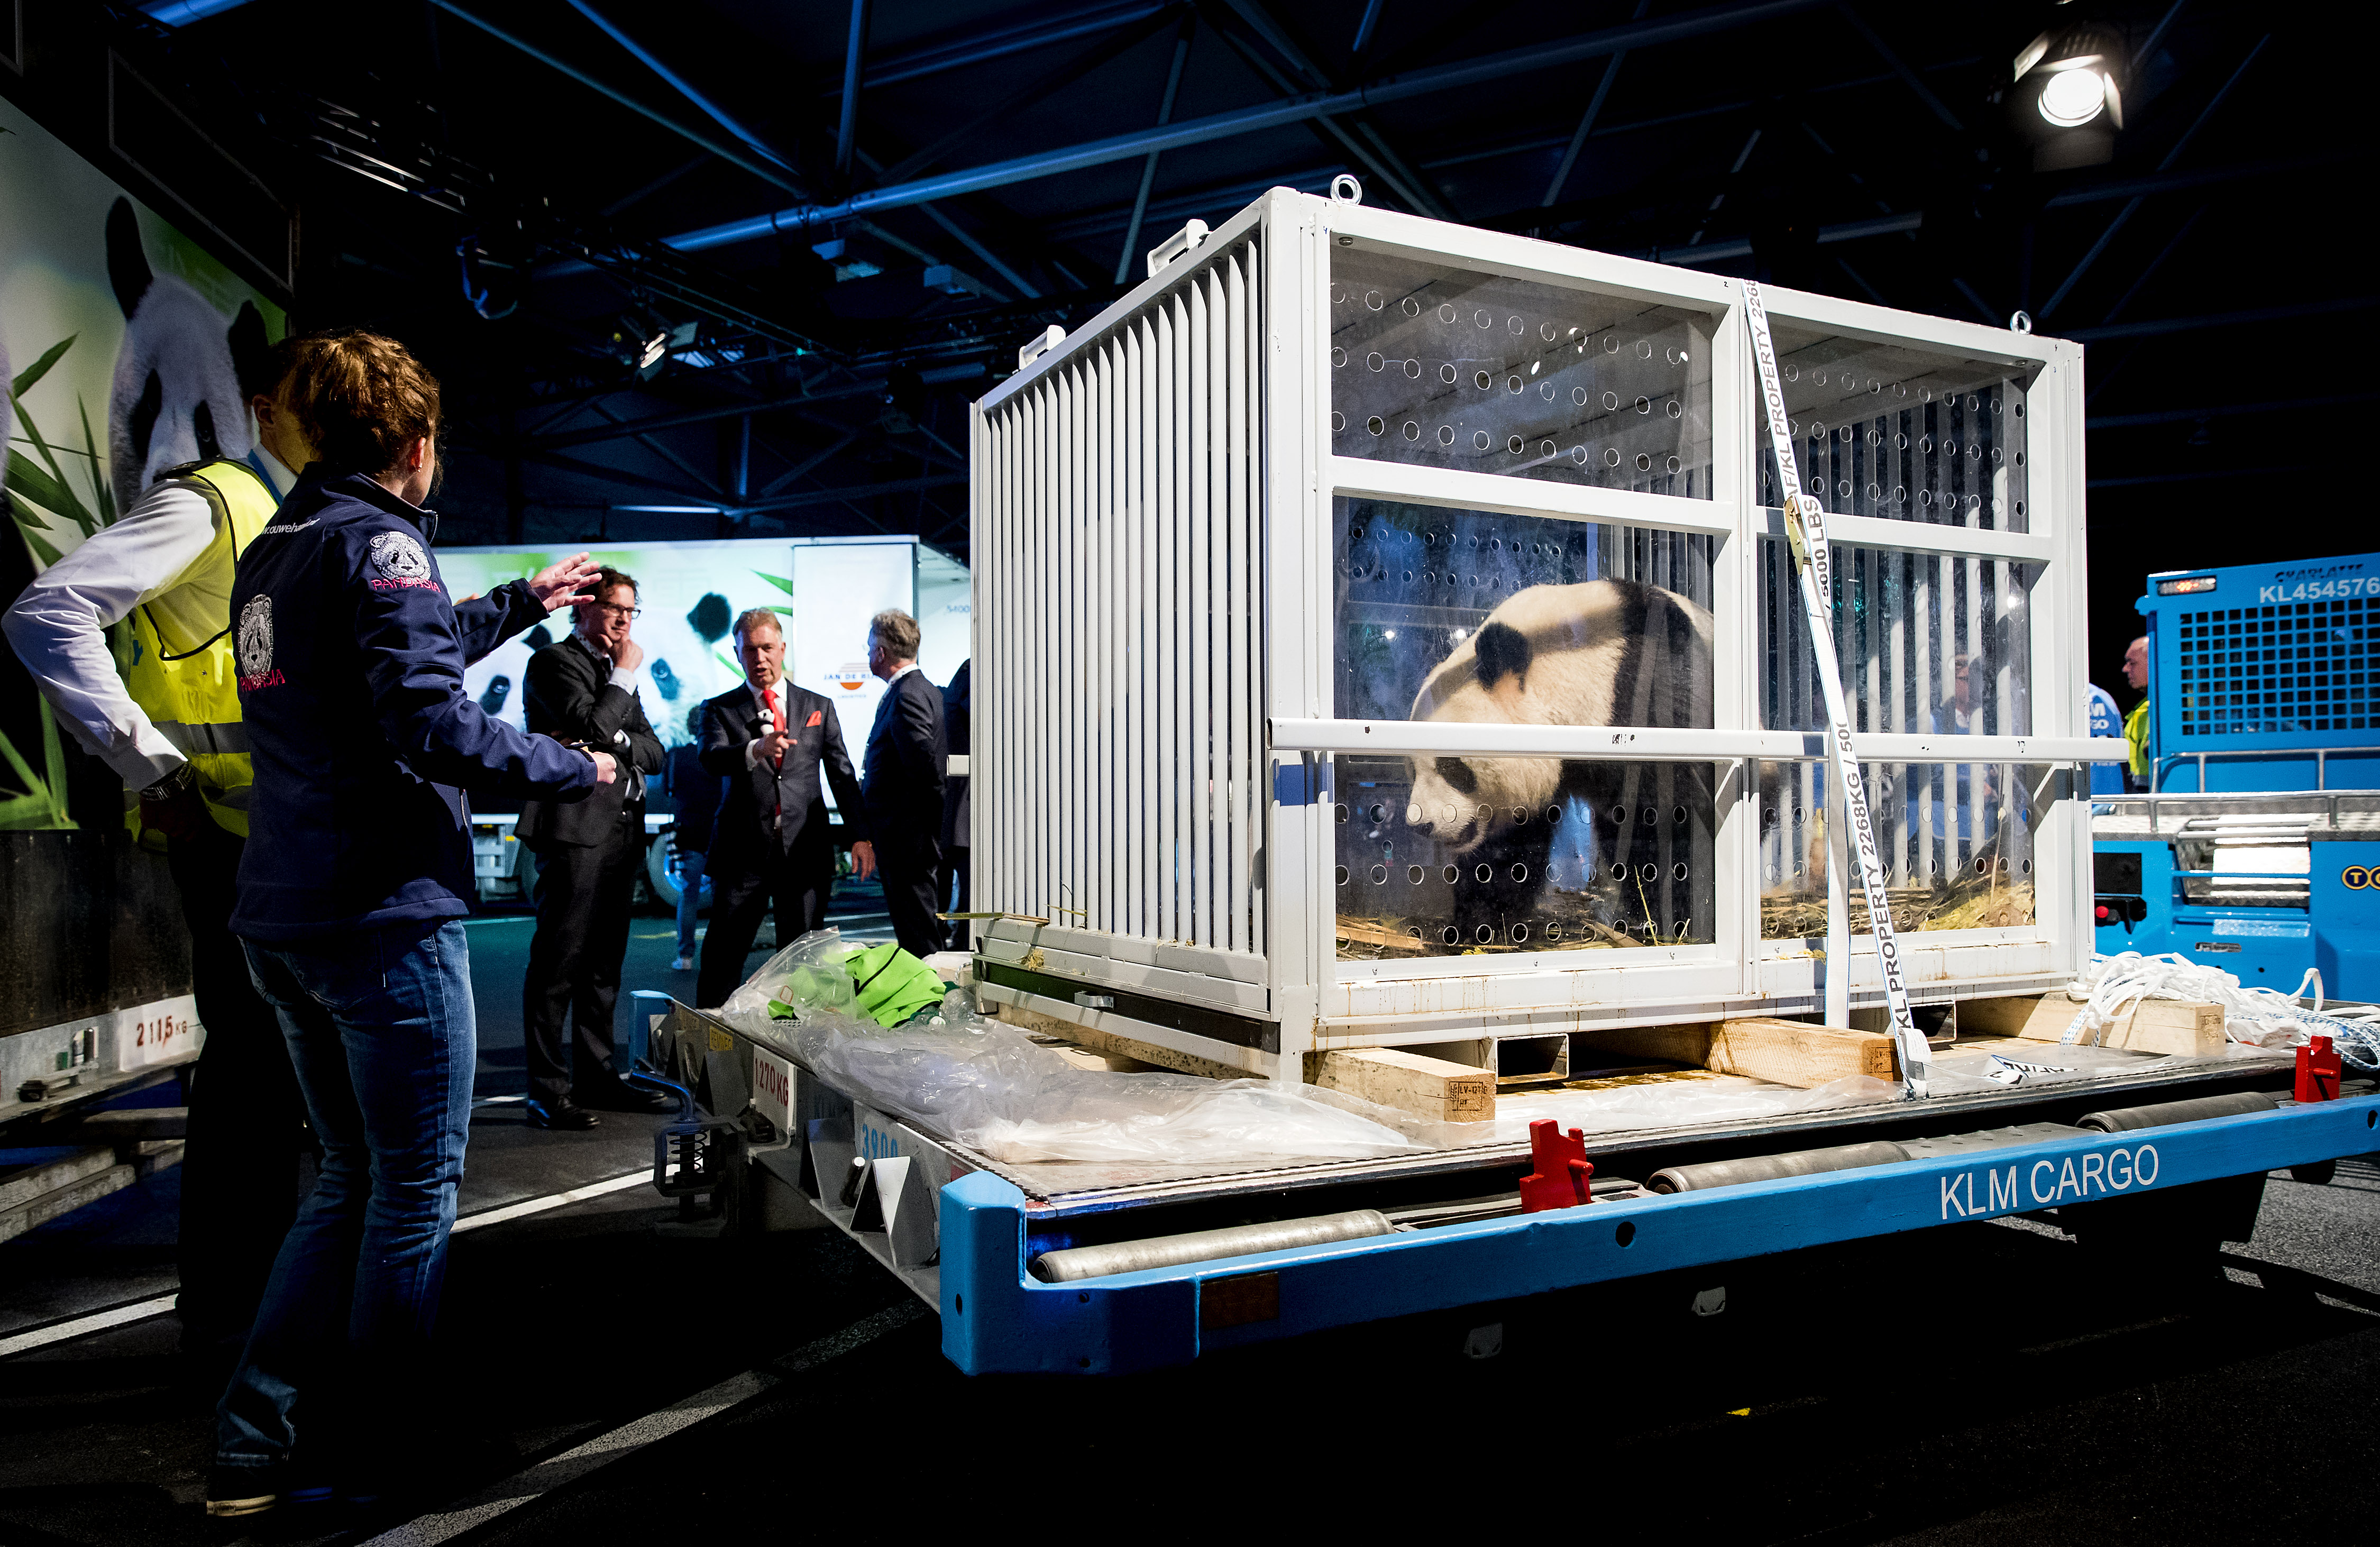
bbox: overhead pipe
[656,0,1837,252]
[140,0,256,23]
[836,0,873,184]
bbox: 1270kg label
[1937,1143,2161,1220]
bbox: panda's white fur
[1403,578,1714,854]
[105,199,264,499]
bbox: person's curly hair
[285,330,441,478]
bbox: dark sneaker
[204,1464,283,1518]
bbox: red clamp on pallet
[1517,1119,1595,1212]
[2296,1035,2342,1103]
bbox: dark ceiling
[65,0,2380,678]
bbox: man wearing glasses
[515,566,669,1129]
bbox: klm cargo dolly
[644,189,2378,1375]
[2093,553,2380,997]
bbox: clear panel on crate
[1332,498,1717,963]
[1335,756,1718,960]
[1755,323,2030,530]
[1759,761,2038,937]
[1335,498,1717,723]
[1330,248,1714,497]
[1757,541,2037,738]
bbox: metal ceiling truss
[147,0,2346,552]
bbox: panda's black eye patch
[1434,757,1478,795]
[129,370,163,466]
[193,400,220,463]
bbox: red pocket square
[805,710,823,727]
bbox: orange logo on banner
[828,664,868,692]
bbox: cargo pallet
[646,994,2372,1375]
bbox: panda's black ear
[227,304,275,399]
[107,198,153,319]
[1472,620,1532,692]
[128,369,163,468]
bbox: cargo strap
[1742,281,1931,1100]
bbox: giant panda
[105,198,275,499]
[1393,578,1715,947]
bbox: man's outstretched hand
[527,553,603,614]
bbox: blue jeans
[674,848,707,957]
[216,920,474,1471]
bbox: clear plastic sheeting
[1496,1074,1901,1136]
[719,930,1439,1164]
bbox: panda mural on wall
[105,197,276,498]
[1,338,14,483]
[1379,578,1717,951]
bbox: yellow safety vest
[123,460,276,837]
[2123,697,2152,781]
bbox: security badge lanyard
[1742,280,1932,1100]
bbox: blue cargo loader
[2094,553,2380,1000]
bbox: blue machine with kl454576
[2093,553,2380,997]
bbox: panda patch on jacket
[1357,578,1716,951]
[105,197,276,499]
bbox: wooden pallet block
[1306,1047,1497,1123]
[1958,994,2226,1057]
[1575,1017,1899,1088]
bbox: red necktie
[764,686,785,770]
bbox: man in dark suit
[516,566,669,1130]
[695,608,876,1008]
[664,706,725,972]
[939,660,971,948]
[862,608,947,959]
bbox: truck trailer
[641,186,2377,1375]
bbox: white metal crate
[970,187,2098,1082]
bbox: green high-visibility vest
[123,460,274,836]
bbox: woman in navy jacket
[207,333,614,1520]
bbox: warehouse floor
[3,1155,2372,1544]
[3,877,2375,1544]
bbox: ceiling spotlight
[2036,62,2110,128]
[2010,19,2127,171]
[611,313,699,380]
